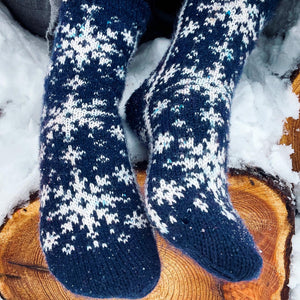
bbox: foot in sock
[126,0,280,282]
[39,0,160,298]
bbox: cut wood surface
[0,169,295,300]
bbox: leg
[39,0,160,297]
[126,0,280,282]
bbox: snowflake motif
[96,154,110,163]
[108,125,125,141]
[39,143,46,161]
[153,132,175,154]
[42,231,60,252]
[43,167,126,248]
[41,93,105,143]
[121,29,135,47]
[40,184,51,208]
[170,104,185,114]
[95,174,110,187]
[180,20,200,38]
[124,210,148,229]
[186,49,200,61]
[178,137,204,156]
[152,179,186,206]
[208,41,235,62]
[198,1,261,63]
[63,75,86,90]
[112,165,133,186]
[197,107,224,127]
[61,221,74,234]
[161,64,180,84]
[54,6,122,71]
[184,172,205,189]
[61,145,85,166]
[80,3,103,16]
[99,42,115,53]
[152,99,171,118]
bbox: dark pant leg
[1,0,51,37]
[141,0,183,43]
[1,0,183,42]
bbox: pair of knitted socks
[40,0,279,298]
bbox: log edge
[229,167,296,300]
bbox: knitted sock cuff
[59,0,151,30]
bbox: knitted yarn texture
[39,0,160,298]
[126,0,280,282]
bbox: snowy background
[1,0,300,298]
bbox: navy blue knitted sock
[126,0,280,282]
[39,0,160,298]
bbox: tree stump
[0,168,295,300]
[0,69,299,300]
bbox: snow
[0,0,300,298]
[0,3,48,225]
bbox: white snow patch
[0,3,48,225]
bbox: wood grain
[0,169,294,300]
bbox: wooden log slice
[223,169,295,300]
[0,168,294,300]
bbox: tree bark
[280,70,300,172]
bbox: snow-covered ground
[1,1,300,298]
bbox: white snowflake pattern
[180,20,200,38]
[41,94,106,144]
[112,165,134,186]
[108,125,125,141]
[198,1,260,63]
[152,179,186,206]
[152,99,171,118]
[153,132,175,154]
[61,145,85,166]
[121,29,135,47]
[124,210,148,229]
[54,5,122,72]
[63,75,86,90]
[197,107,224,127]
[42,231,60,252]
